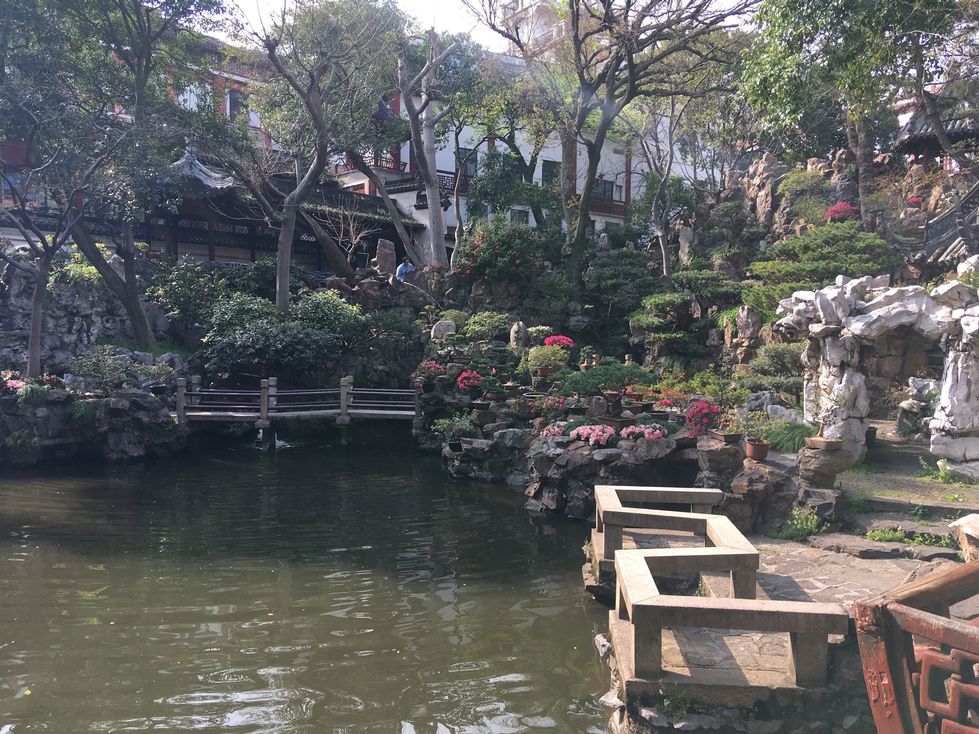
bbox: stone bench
[614,551,849,687]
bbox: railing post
[337,375,352,426]
[268,377,278,417]
[259,379,269,423]
[412,383,422,437]
[189,374,201,406]
[175,378,187,423]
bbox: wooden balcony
[333,152,406,176]
[589,196,628,217]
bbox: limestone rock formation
[774,273,979,472]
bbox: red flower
[823,202,858,222]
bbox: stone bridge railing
[596,485,849,688]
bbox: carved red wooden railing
[855,561,979,733]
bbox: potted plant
[432,415,476,452]
[527,344,569,377]
[456,369,486,396]
[482,375,505,402]
[412,360,446,393]
[685,400,722,438]
[709,413,744,443]
[745,435,770,461]
[578,346,596,372]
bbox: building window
[593,179,616,201]
[510,208,529,224]
[541,159,559,186]
[457,147,478,178]
[227,88,248,120]
[178,83,210,111]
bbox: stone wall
[0,257,169,372]
[0,388,187,466]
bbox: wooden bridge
[174,375,418,429]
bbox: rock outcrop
[774,273,979,471]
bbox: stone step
[865,495,973,518]
[852,511,954,540]
[809,532,959,562]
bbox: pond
[0,428,610,733]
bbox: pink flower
[684,400,721,436]
[544,335,574,348]
[656,399,673,407]
[823,202,858,222]
[569,424,616,447]
[412,360,446,386]
[541,421,567,437]
[456,370,486,391]
[620,425,665,441]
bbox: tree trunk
[351,155,422,265]
[26,255,50,378]
[276,201,299,313]
[567,133,606,278]
[71,221,156,350]
[560,132,577,234]
[298,210,356,280]
[845,117,875,229]
[658,231,672,277]
[413,100,447,265]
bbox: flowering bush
[685,400,721,436]
[456,370,486,391]
[3,379,25,394]
[907,196,923,207]
[544,334,574,349]
[620,425,665,441]
[453,218,539,282]
[541,421,567,437]
[423,263,446,272]
[533,394,566,419]
[569,423,617,447]
[412,360,446,385]
[40,375,65,388]
[823,201,859,222]
[656,399,674,408]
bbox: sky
[238,0,508,50]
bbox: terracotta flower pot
[745,438,769,461]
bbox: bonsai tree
[527,345,570,373]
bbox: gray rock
[509,321,528,348]
[950,513,979,562]
[430,319,456,341]
[371,238,397,276]
[493,428,528,449]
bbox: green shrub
[582,248,659,315]
[750,222,902,285]
[70,346,174,395]
[49,245,104,292]
[534,271,573,315]
[454,218,539,282]
[291,290,365,342]
[527,345,570,371]
[762,421,816,453]
[741,282,814,324]
[207,293,279,333]
[789,195,832,224]
[770,506,824,541]
[670,270,742,303]
[555,363,653,396]
[440,309,471,329]
[528,325,553,344]
[222,257,317,299]
[867,529,907,543]
[147,262,228,334]
[16,383,49,406]
[66,399,98,429]
[749,342,806,378]
[777,169,833,200]
[431,414,477,440]
[658,366,749,406]
[464,311,510,341]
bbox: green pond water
[0,428,610,733]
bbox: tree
[467,0,756,277]
[744,0,962,224]
[56,0,225,350]
[0,0,168,374]
[241,0,407,312]
[396,29,460,266]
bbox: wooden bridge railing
[175,375,417,426]
[855,560,979,733]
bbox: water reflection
[0,432,608,732]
